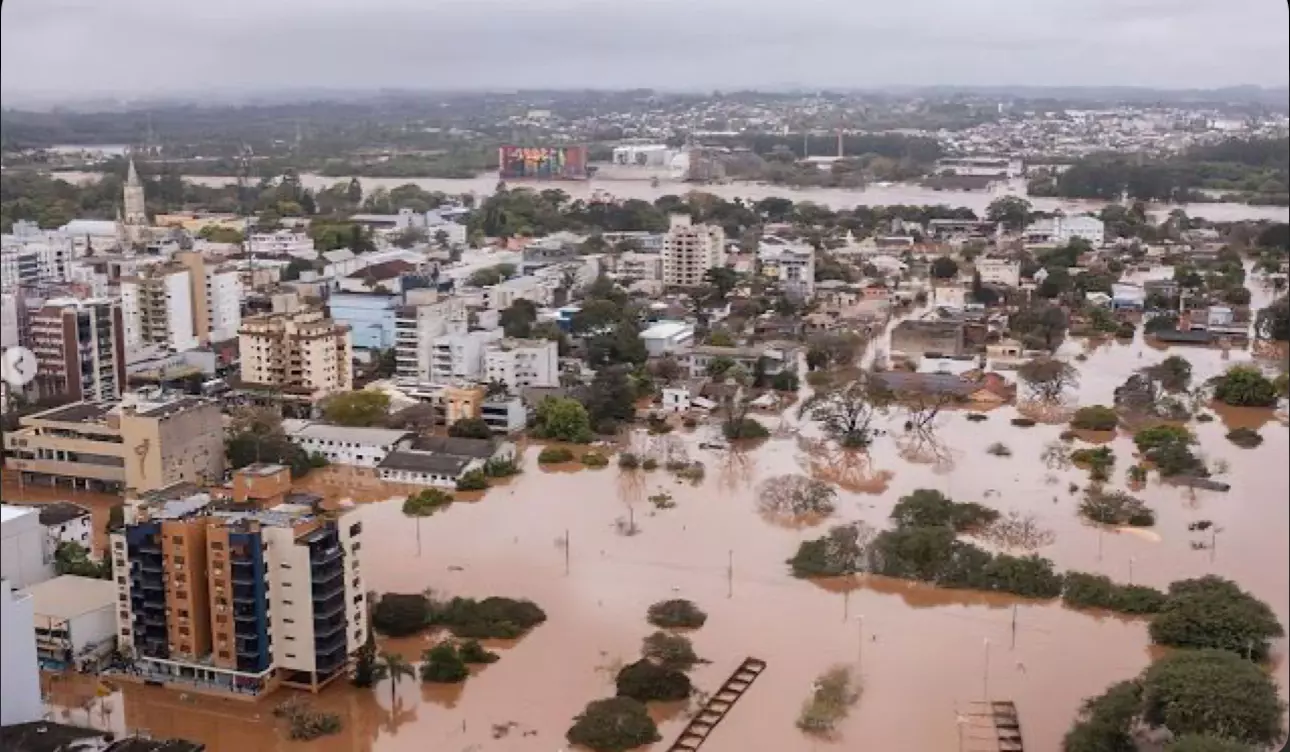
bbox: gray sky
[2,0,1287,100]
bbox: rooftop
[2,504,39,525]
[0,721,110,752]
[36,501,93,526]
[285,421,411,446]
[24,574,117,620]
[409,435,497,459]
[378,450,472,476]
[640,321,694,340]
[31,402,113,425]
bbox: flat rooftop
[2,504,39,525]
[24,574,117,619]
[31,402,114,424]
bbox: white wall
[120,280,142,351]
[1,580,43,725]
[2,506,54,591]
[42,515,94,563]
[164,270,199,352]
[483,340,559,389]
[338,511,367,654]
[266,525,316,673]
[207,268,243,343]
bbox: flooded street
[48,170,1290,223]
[19,284,1287,751]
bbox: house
[283,422,412,468]
[890,320,966,357]
[1143,279,1179,299]
[375,436,515,488]
[975,259,1021,288]
[662,385,695,413]
[1111,283,1146,311]
[1185,306,1250,341]
[35,502,94,561]
[676,345,797,380]
[640,321,695,357]
[338,259,420,295]
[871,371,978,398]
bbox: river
[49,170,1290,223]
[23,281,1290,752]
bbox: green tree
[532,397,593,443]
[419,643,469,683]
[52,541,111,579]
[615,659,692,702]
[351,628,380,688]
[1148,576,1284,659]
[986,196,1032,231]
[566,697,661,752]
[930,256,960,279]
[320,391,391,427]
[641,631,702,671]
[499,299,538,338]
[375,651,416,707]
[1210,366,1278,407]
[1141,650,1286,746]
[447,418,493,439]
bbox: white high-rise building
[120,263,198,353]
[662,214,726,287]
[394,296,469,382]
[483,338,560,389]
[1,505,55,591]
[1,579,43,726]
[429,328,503,384]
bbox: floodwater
[48,170,1290,223]
[27,282,1290,751]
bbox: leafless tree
[800,376,887,448]
[757,474,838,520]
[1018,357,1079,404]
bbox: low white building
[248,230,316,257]
[483,338,560,389]
[975,259,1022,288]
[488,275,553,311]
[375,436,512,488]
[283,421,411,467]
[481,397,527,433]
[1,580,43,726]
[640,321,696,357]
[613,252,664,283]
[25,574,117,671]
[1023,216,1105,247]
[677,345,796,380]
[35,502,94,562]
[1,505,54,591]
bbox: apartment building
[110,474,366,697]
[175,251,242,345]
[1,221,74,289]
[611,252,664,284]
[483,338,559,389]
[758,242,816,300]
[238,308,353,400]
[393,296,468,382]
[121,263,199,353]
[429,328,503,384]
[3,396,225,493]
[1,580,43,726]
[662,214,726,287]
[247,230,315,257]
[1023,216,1106,247]
[28,297,126,403]
[2,505,55,591]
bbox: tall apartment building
[175,250,243,344]
[483,338,560,389]
[662,214,726,287]
[758,243,816,301]
[393,296,468,382]
[28,297,126,402]
[121,264,199,353]
[238,308,353,400]
[110,473,366,697]
[430,327,502,384]
[1,221,75,290]
[3,396,225,493]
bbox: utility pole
[1010,605,1018,650]
[564,529,570,575]
[726,549,733,598]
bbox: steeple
[126,155,141,186]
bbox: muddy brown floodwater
[29,280,1290,752]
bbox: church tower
[122,155,150,246]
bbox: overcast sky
[2,0,1287,101]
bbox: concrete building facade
[26,574,118,671]
[28,297,127,403]
[238,308,353,400]
[482,338,559,390]
[2,505,55,591]
[1,580,43,726]
[662,214,726,287]
[121,263,200,353]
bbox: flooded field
[21,290,1289,752]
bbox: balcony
[313,595,346,621]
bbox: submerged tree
[800,376,887,448]
[797,665,863,735]
[757,474,838,520]
[787,522,877,577]
[1018,357,1079,403]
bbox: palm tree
[376,652,416,707]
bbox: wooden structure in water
[957,701,1024,752]
[665,657,767,752]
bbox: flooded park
[16,268,1285,752]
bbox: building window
[179,627,190,636]
[218,651,230,659]
[216,615,227,624]
[349,523,362,536]
[176,591,188,600]
[172,536,184,545]
[284,618,294,624]
[178,609,189,618]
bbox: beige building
[3,396,224,493]
[662,214,726,287]
[28,297,126,403]
[237,307,353,401]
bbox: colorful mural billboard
[498,145,589,180]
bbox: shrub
[566,697,660,752]
[1140,650,1286,746]
[538,446,575,464]
[1211,366,1279,407]
[976,553,1064,599]
[641,631,702,671]
[457,639,500,664]
[641,457,659,471]
[1148,576,1284,660]
[282,704,343,740]
[771,369,801,391]
[483,455,522,477]
[1079,488,1154,527]
[1062,572,1167,614]
[1166,735,1261,752]
[1115,321,1136,339]
[646,599,708,629]
[615,659,692,702]
[581,451,610,467]
[371,593,431,637]
[402,488,454,516]
[1195,412,1215,422]
[1225,428,1263,448]
[455,469,489,491]
[447,417,493,439]
[432,596,548,640]
[788,523,872,577]
[986,442,1012,456]
[533,397,594,443]
[797,665,862,734]
[1134,424,1205,477]
[1127,464,1148,484]
[681,416,698,429]
[889,489,1000,532]
[419,643,469,683]
[1070,446,1116,481]
[646,415,673,435]
[617,451,640,469]
[722,416,770,440]
[1070,405,1119,431]
[1011,417,1036,427]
